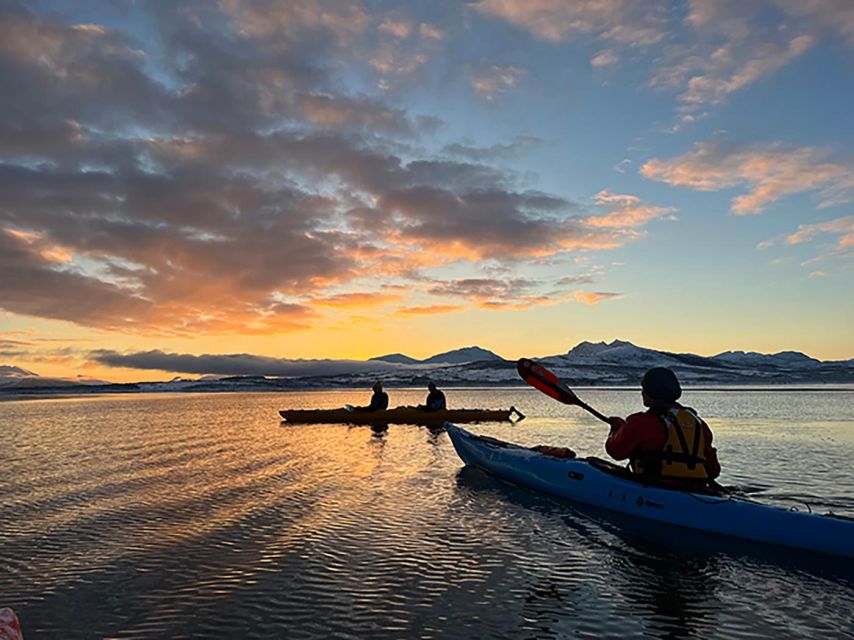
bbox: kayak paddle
[516,358,610,424]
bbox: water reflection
[454,465,854,639]
[2,390,853,639]
[370,423,389,438]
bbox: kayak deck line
[444,423,854,559]
[279,406,525,426]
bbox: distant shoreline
[3,383,854,402]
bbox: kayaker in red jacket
[606,367,720,486]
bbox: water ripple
[1,390,852,639]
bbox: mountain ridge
[3,339,853,394]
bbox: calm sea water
[1,388,853,639]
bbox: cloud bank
[91,349,403,377]
[0,2,668,336]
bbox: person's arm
[702,421,721,479]
[605,413,660,460]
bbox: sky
[1,0,853,383]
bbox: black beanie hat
[641,367,682,403]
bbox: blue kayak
[446,424,854,559]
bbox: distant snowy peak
[421,346,504,365]
[561,340,680,366]
[0,365,38,378]
[564,340,626,357]
[0,364,111,388]
[711,350,821,368]
[369,353,420,365]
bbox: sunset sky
[1,0,853,382]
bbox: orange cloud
[312,291,406,308]
[5,227,73,263]
[419,23,444,40]
[773,0,854,45]
[378,17,412,39]
[0,3,690,344]
[657,35,813,117]
[471,63,526,100]
[642,141,852,214]
[786,216,854,249]
[472,0,667,46]
[591,49,619,67]
[219,0,369,40]
[478,290,620,309]
[394,304,464,316]
[296,93,411,133]
[368,14,445,81]
[585,190,677,228]
[425,277,621,311]
[571,291,621,305]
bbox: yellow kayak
[278,406,524,426]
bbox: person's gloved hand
[607,416,624,431]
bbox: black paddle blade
[516,358,579,405]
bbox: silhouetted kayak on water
[446,424,854,559]
[279,406,524,426]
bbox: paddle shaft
[573,399,611,425]
[517,358,611,425]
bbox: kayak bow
[445,423,854,558]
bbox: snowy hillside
[711,350,821,368]
[2,339,853,396]
[369,353,420,365]
[420,346,505,365]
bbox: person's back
[424,383,446,412]
[363,381,389,412]
[605,367,720,487]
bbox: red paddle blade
[516,358,580,405]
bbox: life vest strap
[632,408,709,481]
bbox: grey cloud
[137,132,585,264]
[0,2,639,334]
[428,277,535,299]
[380,186,583,258]
[442,135,544,161]
[0,161,358,327]
[295,93,414,135]
[557,274,596,286]
[0,230,153,328]
[90,349,401,377]
[0,7,173,136]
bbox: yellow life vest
[631,407,709,481]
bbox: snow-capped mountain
[2,340,852,396]
[550,340,685,368]
[0,365,37,380]
[711,350,821,368]
[0,366,108,389]
[369,353,420,365]
[527,340,851,386]
[370,346,504,365]
[420,346,504,365]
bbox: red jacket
[605,403,721,480]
